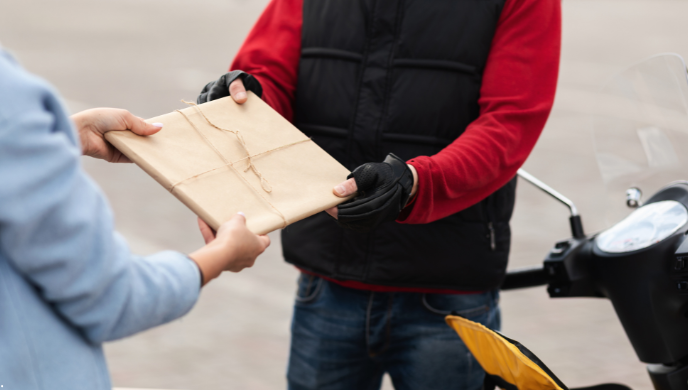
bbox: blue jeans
[287,274,501,390]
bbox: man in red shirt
[198,0,560,388]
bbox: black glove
[196,70,263,104]
[337,153,414,232]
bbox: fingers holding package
[190,213,271,286]
[197,217,217,245]
[330,154,418,232]
[196,70,263,105]
[71,108,163,163]
[218,214,271,272]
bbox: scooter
[498,53,688,390]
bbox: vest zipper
[488,222,496,251]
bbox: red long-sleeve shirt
[231,0,561,293]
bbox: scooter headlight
[596,200,688,253]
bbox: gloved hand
[196,70,263,104]
[335,154,415,232]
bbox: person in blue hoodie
[0,47,271,390]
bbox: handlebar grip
[501,266,548,290]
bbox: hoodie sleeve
[0,50,201,343]
[230,0,303,122]
[400,0,561,224]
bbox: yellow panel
[446,315,564,390]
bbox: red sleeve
[230,0,303,122]
[399,0,561,224]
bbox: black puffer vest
[282,0,514,291]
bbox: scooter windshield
[593,53,688,226]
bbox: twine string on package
[174,100,311,228]
[104,93,352,234]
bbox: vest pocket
[487,222,496,251]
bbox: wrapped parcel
[105,93,351,234]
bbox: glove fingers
[197,92,209,105]
[338,190,393,213]
[340,200,397,223]
[339,187,400,215]
[204,73,231,102]
[351,163,393,194]
[207,82,230,101]
[242,74,264,98]
[217,73,231,88]
[196,71,264,104]
[200,81,214,95]
[351,164,377,192]
[336,153,413,232]
[337,187,402,231]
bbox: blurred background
[2,0,688,389]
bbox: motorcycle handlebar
[500,265,549,290]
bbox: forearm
[189,242,231,286]
[400,112,544,223]
[87,245,201,342]
[399,0,561,224]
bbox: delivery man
[198,0,560,388]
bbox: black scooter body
[544,182,688,364]
[504,182,688,389]
[592,224,688,364]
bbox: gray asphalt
[3,1,688,389]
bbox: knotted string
[180,100,272,192]
[168,137,311,191]
[173,100,310,228]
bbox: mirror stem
[517,169,585,239]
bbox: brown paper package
[105,93,351,235]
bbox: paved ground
[4,1,688,389]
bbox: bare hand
[325,165,419,219]
[71,108,163,163]
[190,214,271,285]
[197,217,217,245]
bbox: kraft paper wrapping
[104,93,351,234]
